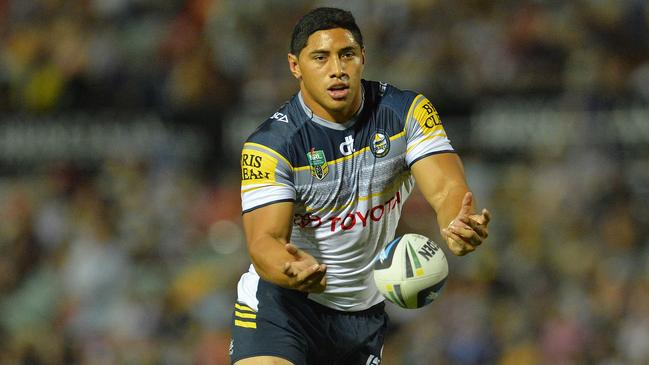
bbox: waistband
[259,278,386,316]
[307,298,386,316]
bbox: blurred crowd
[1,0,649,364]
[2,0,649,115]
[0,160,246,364]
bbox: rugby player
[231,7,491,365]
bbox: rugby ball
[373,234,448,309]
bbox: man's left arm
[410,153,491,256]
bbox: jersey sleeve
[241,142,295,213]
[404,94,454,167]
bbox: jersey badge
[307,148,329,180]
[370,131,390,158]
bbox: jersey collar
[298,87,365,131]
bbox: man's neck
[300,88,363,123]
[298,92,363,130]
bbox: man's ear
[361,47,366,65]
[288,53,301,80]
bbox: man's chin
[326,95,354,109]
[323,104,358,121]
[324,102,350,115]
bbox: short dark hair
[290,7,364,56]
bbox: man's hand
[441,192,491,256]
[282,243,327,293]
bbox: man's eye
[314,55,326,61]
[342,52,355,59]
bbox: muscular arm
[242,202,326,292]
[412,153,469,229]
[411,153,490,255]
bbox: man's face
[288,28,365,122]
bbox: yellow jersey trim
[405,131,448,154]
[234,311,257,319]
[403,94,425,133]
[234,303,254,312]
[241,183,288,194]
[294,131,406,172]
[234,319,257,329]
[243,142,293,169]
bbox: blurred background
[1,0,648,364]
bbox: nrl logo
[307,148,328,180]
[370,131,390,158]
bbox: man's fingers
[450,218,485,243]
[282,243,327,293]
[482,209,491,225]
[445,196,490,256]
[302,267,325,285]
[459,191,474,216]
[296,264,327,291]
[449,226,482,247]
[464,216,489,239]
[284,261,327,293]
[297,263,325,282]
[283,261,319,278]
[283,262,294,276]
[442,228,475,256]
[298,272,327,293]
[285,243,300,257]
[447,219,485,248]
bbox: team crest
[370,131,390,158]
[307,149,328,180]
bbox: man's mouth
[327,84,349,100]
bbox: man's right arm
[242,202,327,293]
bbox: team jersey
[237,80,454,311]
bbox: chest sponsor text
[294,191,401,232]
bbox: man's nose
[329,57,346,78]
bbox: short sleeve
[241,142,295,213]
[404,95,454,167]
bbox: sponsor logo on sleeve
[370,131,390,158]
[241,150,278,186]
[271,112,289,123]
[415,99,443,133]
[307,148,328,180]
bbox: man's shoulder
[245,96,305,152]
[363,80,419,116]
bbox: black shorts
[229,279,388,365]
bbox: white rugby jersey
[238,80,454,311]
